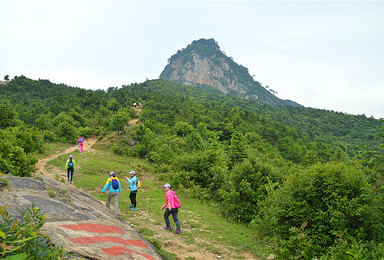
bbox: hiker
[126,170,138,210]
[161,183,181,234]
[102,171,121,215]
[78,135,84,153]
[65,155,75,184]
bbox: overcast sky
[1,0,383,119]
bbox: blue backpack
[111,178,119,190]
[68,161,74,168]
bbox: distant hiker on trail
[78,135,84,153]
[161,183,181,234]
[126,170,138,210]
[65,155,75,184]
[133,102,137,108]
[102,171,121,215]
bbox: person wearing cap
[161,183,181,234]
[126,170,138,210]
[64,155,75,184]
[102,171,121,215]
[78,135,84,153]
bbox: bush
[56,122,77,143]
[0,142,37,177]
[13,126,44,154]
[217,154,283,223]
[257,162,384,258]
[0,206,64,259]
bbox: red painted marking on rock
[103,246,132,256]
[70,236,147,248]
[59,224,124,234]
[102,246,155,260]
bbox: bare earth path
[34,114,260,259]
[36,138,97,179]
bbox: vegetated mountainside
[119,79,381,157]
[0,76,381,159]
[160,38,301,107]
[1,76,384,258]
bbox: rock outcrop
[160,38,302,107]
[0,174,161,260]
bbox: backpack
[111,178,119,190]
[68,161,74,168]
[174,194,181,208]
[137,179,141,189]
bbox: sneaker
[129,204,134,208]
[131,207,137,210]
[163,227,171,231]
[174,229,181,234]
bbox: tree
[227,132,247,168]
[0,100,17,128]
[109,114,126,134]
[362,120,384,191]
[4,75,9,81]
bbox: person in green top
[65,155,75,184]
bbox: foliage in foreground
[0,206,64,259]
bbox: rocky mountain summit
[160,38,301,107]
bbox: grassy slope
[46,141,267,260]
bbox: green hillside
[1,76,384,259]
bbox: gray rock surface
[0,174,161,260]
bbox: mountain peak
[160,38,301,107]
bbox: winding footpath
[0,138,161,260]
[36,138,96,179]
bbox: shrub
[258,162,384,258]
[0,206,64,259]
[217,154,283,223]
[0,129,39,177]
[56,122,77,143]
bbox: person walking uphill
[78,135,84,153]
[65,155,75,184]
[126,171,138,210]
[161,183,181,234]
[102,172,121,215]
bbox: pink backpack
[174,194,181,208]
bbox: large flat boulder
[0,174,161,260]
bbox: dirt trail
[36,138,97,179]
[34,112,259,259]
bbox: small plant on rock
[0,205,64,259]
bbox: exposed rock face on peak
[160,38,301,107]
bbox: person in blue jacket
[126,170,138,210]
[102,171,121,215]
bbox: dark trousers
[130,190,137,207]
[164,208,180,230]
[67,167,74,182]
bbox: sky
[1,0,384,119]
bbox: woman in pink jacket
[161,183,181,234]
[78,135,84,153]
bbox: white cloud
[1,0,383,119]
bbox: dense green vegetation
[1,76,383,258]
